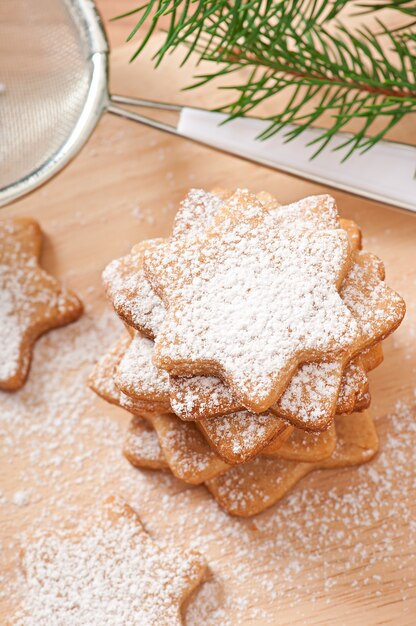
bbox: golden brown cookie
[88,334,130,405]
[15,496,207,625]
[88,334,169,415]
[115,332,171,412]
[264,424,337,463]
[102,238,165,339]
[198,411,289,464]
[0,218,83,390]
[361,342,383,371]
[143,412,230,484]
[144,191,362,413]
[123,415,168,470]
[335,357,368,415]
[171,188,225,240]
[340,218,362,251]
[206,411,378,516]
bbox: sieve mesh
[0,0,93,193]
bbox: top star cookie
[144,191,362,412]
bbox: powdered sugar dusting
[277,361,342,423]
[146,192,360,410]
[172,188,224,239]
[116,333,170,401]
[124,416,167,469]
[102,240,165,339]
[337,358,368,413]
[341,251,405,344]
[170,374,238,420]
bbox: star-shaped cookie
[144,190,361,412]
[103,190,403,428]
[0,218,83,390]
[15,496,207,625]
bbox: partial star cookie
[340,250,405,346]
[206,411,378,517]
[263,423,337,463]
[15,496,207,626]
[144,190,361,412]
[102,238,165,339]
[142,412,231,483]
[0,218,83,390]
[124,415,168,470]
[101,190,226,339]
[88,334,170,415]
[115,332,171,411]
[197,411,290,464]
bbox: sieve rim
[0,0,109,208]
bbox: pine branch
[118,0,416,157]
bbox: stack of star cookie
[89,188,405,516]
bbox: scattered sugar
[131,204,156,226]
[2,307,415,622]
[12,491,30,507]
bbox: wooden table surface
[1,4,416,624]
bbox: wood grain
[1,7,416,624]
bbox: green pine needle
[119,0,416,157]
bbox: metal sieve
[0,0,414,211]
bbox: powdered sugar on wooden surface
[1,307,416,624]
[15,497,206,626]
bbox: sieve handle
[177,107,416,213]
